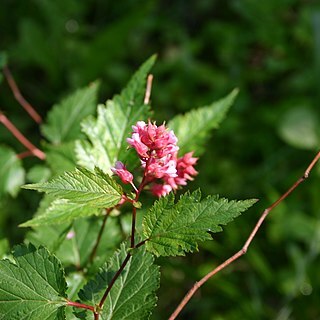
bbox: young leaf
[20,199,101,227]
[41,81,100,144]
[0,145,25,197]
[22,167,123,208]
[77,242,160,320]
[76,55,156,173]
[168,89,238,156]
[0,244,67,319]
[143,189,257,257]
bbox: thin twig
[144,74,153,105]
[169,151,320,320]
[89,209,111,264]
[135,238,148,249]
[99,253,131,309]
[0,112,45,160]
[3,65,42,124]
[16,150,35,159]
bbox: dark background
[1,1,320,319]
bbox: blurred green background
[1,0,320,319]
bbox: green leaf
[0,244,67,319]
[22,167,123,208]
[168,89,238,156]
[59,216,122,271]
[77,242,160,320]
[76,56,156,173]
[0,145,25,197]
[45,141,77,174]
[0,238,9,258]
[27,165,51,183]
[20,199,101,227]
[42,81,100,144]
[143,190,257,257]
[25,203,121,271]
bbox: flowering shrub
[0,56,318,320]
[118,120,198,197]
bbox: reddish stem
[66,300,95,312]
[3,65,42,124]
[97,158,152,311]
[89,209,111,264]
[135,238,148,248]
[99,253,131,308]
[169,151,320,320]
[16,150,35,159]
[0,112,45,160]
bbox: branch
[144,74,153,105]
[98,252,131,309]
[169,150,320,320]
[0,112,45,160]
[3,65,42,124]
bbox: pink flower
[147,156,177,179]
[127,133,149,158]
[166,152,198,190]
[127,121,179,159]
[111,161,133,184]
[150,183,172,197]
[122,121,199,197]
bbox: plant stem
[89,209,111,264]
[131,207,137,248]
[16,150,35,159]
[169,150,320,320]
[0,112,45,160]
[66,300,95,312]
[97,157,151,312]
[135,238,148,248]
[3,65,42,124]
[144,74,153,105]
[99,252,131,308]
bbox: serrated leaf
[0,244,67,319]
[22,167,123,208]
[143,189,257,257]
[42,81,100,144]
[25,193,122,270]
[0,145,25,197]
[76,56,156,173]
[77,242,160,320]
[168,89,238,156]
[20,199,101,227]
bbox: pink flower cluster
[112,121,198,197]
